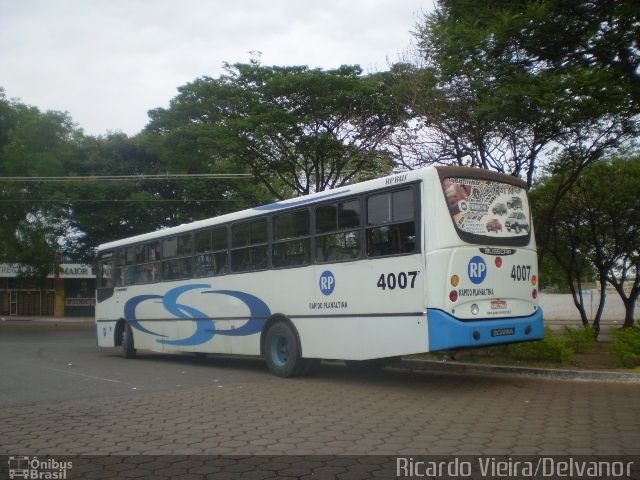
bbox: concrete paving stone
[370,467,401,478]
[235,471,278,480]
[64,461,103,476]
[170,475,203,480]
[567,435,597,446]
[298,473,335,480]
[289,441,329,451]
[119,468,155,478]
[248,438,276,446]
[353,438,384,447]
[323,440,358,449]
[337,445,376,455]
[187,465,223,475]
[74,470,122,480]
[483,448,515,455]
[166,459,206,471]
[110,450,142,455]
[511,445,544,455]
[336,471,373,480]
[373,439,414,450]
[2,339,639,475]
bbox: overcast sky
[0,0,431,137]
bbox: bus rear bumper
[427,308,544,351]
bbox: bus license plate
[491,327,515,337]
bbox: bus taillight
[449,290,458,302]
[495,257,502,268]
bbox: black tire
[122,322,137,359]
[264,322,304,377]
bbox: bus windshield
[442,176,531,245]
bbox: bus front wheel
[122,323,137,359]
[264,322,304,377]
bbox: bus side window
[231,219,268,273]
[272,209,310,268]
[366,188,416,257]
[315,199,361,263]
[133,241,161,284]
[194,227,228,277]
[114,249,124,286]
[98,253,114,288]
[162,234,193,281]
[122,247,136,285]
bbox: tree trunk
[622,290,638,328]
[592,276,608,337]
[568,280,589,327]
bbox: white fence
[540,292,636,327]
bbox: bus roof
[96,166,525,252]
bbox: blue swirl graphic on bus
[201,290,270,336]
[163,284,211,320]
[124,294,167,337]
[123,284,270,346]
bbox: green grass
[413,325,638,370]
[611,327,640,368]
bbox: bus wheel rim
[271,335,289,366]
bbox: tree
[510,0,639,107]
[0,87,275,268]
[577,157,640,328]
[0,90,79,281]
[147,61,403,198]
[393,0,638,189]
[531,171,602,329]
[58,132,172,261]
[533,156,640,330]
[57,131,274,263]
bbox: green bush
[503,327,573,363]
[562,325,597,353]
[611,327,640,368]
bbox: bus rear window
[442,177,531,245]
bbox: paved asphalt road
[0,324,268,408]
[1,323,639,478]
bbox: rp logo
[319,270,335,296]
[468,256,487,285]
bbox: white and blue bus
[95,166,543,376]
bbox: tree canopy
[147,61,404,198]
[532,155,640,329]
[0,89,78,282]
[0,90,273,269]
[393,0,638,187]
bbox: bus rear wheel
[264,322,304,377]
[122,322,137,359]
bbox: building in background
[0,263,95,317]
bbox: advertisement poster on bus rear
[443,177,531,238]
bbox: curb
[0,316,93,323]
[399,358,640,383]
[0,318,94,328]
